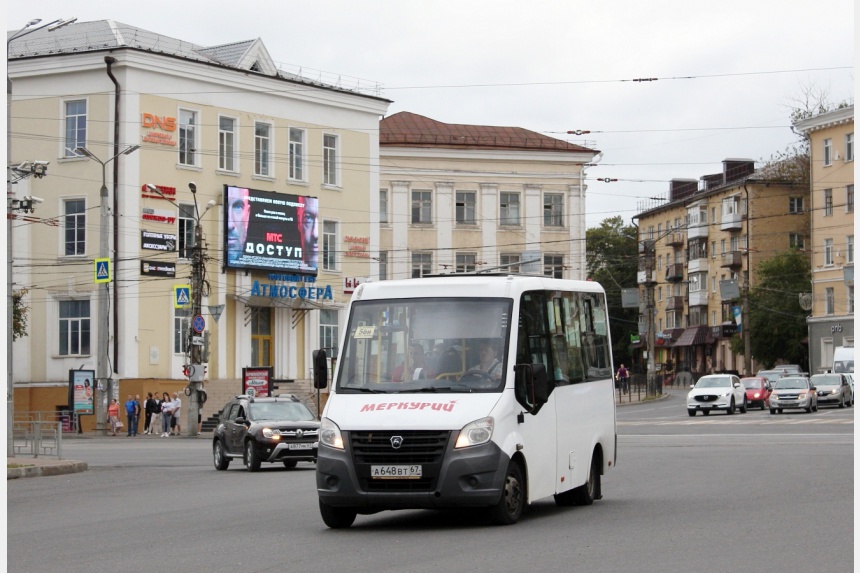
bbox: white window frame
[411,190,433,224]
[846,133,854,162]
[543,254,564,278]
[178,203,195,259]
[823,138,832,166]
[789,233,805,250]
[543,194,564,227]
[379,189,389,225]
[824,189,833,216]
[847,235,854,264]
[322,220,338,272]
[174,304,191,355]
[322,132,340,187]
[455,191,477,224]
[218,115,238,172]
[319,309,340,358]
[378,251,388,280]
[789,196,804,214]
[288,127,307,182]
[455,252,477,273]
[63,198,87,257]
[63,99,87,157]
[412,252,432,278]
[846,185,854,213]
[254,121,273,178]
[824,238,834,266]
[824,287,835,315]
[500,192,520,226]
[178,108,199,167]
[500,253,520,273]
[58,299,91,356]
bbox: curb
[615,391,672,407]
[7,460,88,480]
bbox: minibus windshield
[335,298,512,393]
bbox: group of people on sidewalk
[106,392,183,437]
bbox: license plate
[287,443,313,450]
[780,401,797,406]
[370,465,422,479]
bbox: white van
[832,346,854,374]
[314,275,617,528]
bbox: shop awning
[674,326,710,347]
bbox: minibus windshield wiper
[397,385,472,393]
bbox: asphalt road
[8,393,854,573]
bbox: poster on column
[223,185,319,276]
[68,370,96,415]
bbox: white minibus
[314,275,617,528]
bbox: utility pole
[642,239,658,397]
[76,145,140,435]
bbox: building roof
[8,20,385,99]
[380,111,597,153]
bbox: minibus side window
[517,292,553,380]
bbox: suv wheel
[213,439,230,471]
[282,459,298,469]
[244,440,261,472]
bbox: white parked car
[687,374,747,416]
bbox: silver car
[769,376,818,414]
[810,373,853,408]
[687,374,747,416]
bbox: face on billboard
[223,186,318,275]
[226,186,251,264]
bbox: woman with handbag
[160,392,173,437]
[107,398,121,437]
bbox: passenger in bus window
[392,343,428,381]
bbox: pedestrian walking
[108,398,121,436]
[160,392,173,437]
[616,363,630,394]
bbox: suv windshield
[774,377,809,390]
[336,298,512,393]
[695,376,733,388]
[249,401,315,421]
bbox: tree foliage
[13,288,29,341]
[586,216,639,367]
[731,250,810,370]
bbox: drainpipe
[104,56,121,374]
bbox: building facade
[9,21,390,427]
[634,159,811,377]
[378,112,598,281]
[794,106,854,373]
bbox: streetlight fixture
[76,145,140,435]
[146,182,215,436]
[8,16,76,455]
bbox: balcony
[721,212,744,231]
[665,295,685,311]
[687,257,708,273]
[687,223,708,240]
[666,232,685,247]
[665,263,684,282]
[639,239,655,254]
[721,251,742,269]
[688,290,708,307]
[637,270,654,285]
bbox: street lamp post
[146,183,214,437]
[8,16,76,455]
[76,145,140,435]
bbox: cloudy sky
[8,0,854,228]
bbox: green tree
[586,216,639,367]
[12,288,29,341]
[731,250,810,370]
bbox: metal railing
[11,420,63,459]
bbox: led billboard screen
[223,186,318,275]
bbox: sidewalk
[615,387,672,406]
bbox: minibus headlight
[455,417,494,449]
[320,417,344,450]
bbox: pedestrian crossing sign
[94,258,111,283]
[174,285,191,309]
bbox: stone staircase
[198,377,321,433]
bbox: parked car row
[686,372,854,417]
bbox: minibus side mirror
[313,349,328,389]
[514,363,549,414]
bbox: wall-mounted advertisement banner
[242,367,274,397]
[69,370,96,415]
[141,230,177,251]
[224,185,318,276]
[141,260,176,277]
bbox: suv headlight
[455,417,494,449]
[320,417,344,450]
[262,428,280,440]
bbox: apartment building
[8,20,390,428]
[794,105,854,373]
[634,159,810,376]
[378,112,598,281]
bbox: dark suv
[212,394,320,472]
